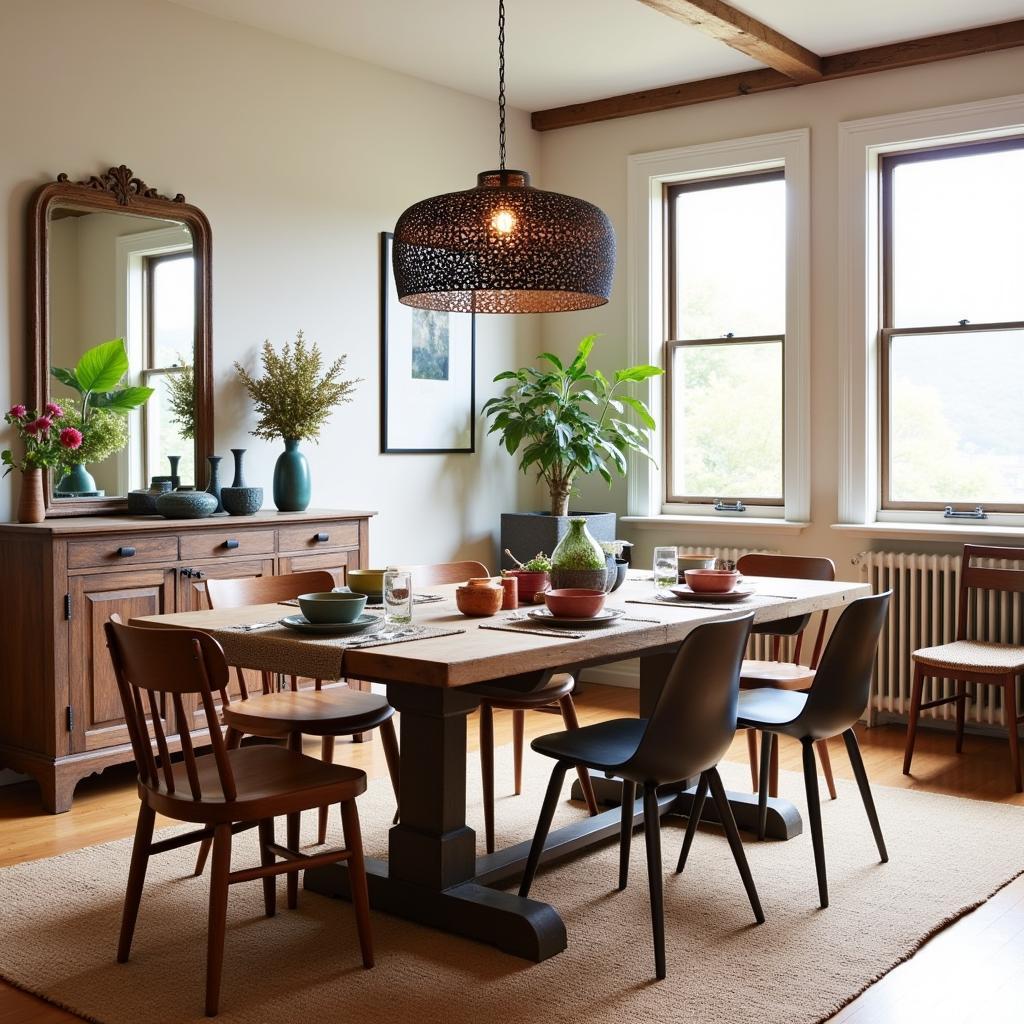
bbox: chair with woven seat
[395,560,600,854]
[519,614,762,980]
[736,553,838,802]
[192,571,399,882]
[903,544,1024,793]
[104,616,373,1016]
[734,592,891,909]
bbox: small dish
[666,585,753,604]
[527,607,624,628]
[298,591,368,624]
[278,613,382,635]
[683,568,739,594]
[544,588,607,619]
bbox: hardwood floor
[1,682,1021,1022]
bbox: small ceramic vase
[274,438,311,512]
[55,463,98,496]
[550,518,607,591]
[205,455,224,513]
[455,580,504,616]
[17,468,45,524]
[222,486,264,516]
[230,448,247,488]
[167,454,181,490]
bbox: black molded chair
[519,615,763,980]
[735,592,892,909]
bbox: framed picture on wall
[380,231,476,453]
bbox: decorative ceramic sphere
[222,486,263,516]
[155,488,218,520]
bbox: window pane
[145,370,195,488]
[890,146,1024,328]
[669,340,782,501]
[151,256,194,367]
[889,330,1024,505]
[672,176,785,339]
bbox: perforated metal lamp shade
[392,170,616,314]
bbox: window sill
[621,515,809,534]
[831,522,1024,542]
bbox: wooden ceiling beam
[532,19,1024,132]
[638,0,822,82]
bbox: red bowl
[544,588,607,618]
[683,569,739,594]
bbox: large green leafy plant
[483,335,663,517]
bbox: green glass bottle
[550,517,608,591]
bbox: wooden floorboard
[1,682,1021,1022]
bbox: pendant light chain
[497,0,506,171]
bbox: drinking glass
[653,546,679,591]
[383,569,413,626]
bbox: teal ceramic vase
[55,463,98,496]
[550,517,608,591]
[273,438,311,512]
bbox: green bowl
[297,591,368,624]
[347,569,387,596]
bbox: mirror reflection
[48,205,196,499]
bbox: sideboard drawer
[278,522,358,552]
[68,534,180,569]
[180,529,276,561]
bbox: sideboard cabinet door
[68,569,177,753]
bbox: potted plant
[483,335,662,569]
[50,338,153,495]
[235,331,361,512]
[502,549,552,603]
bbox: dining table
[133,573,871,964]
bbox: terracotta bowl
[455,583,504,617]
[504,570,549,602]
[683,569,739,594]
[544,588,607,619]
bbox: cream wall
[536,50,1024,577]
[0,0,541,566]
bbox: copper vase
[17,468,45,524]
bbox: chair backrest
[957,544,1024,641]
[393,561,489,586]
[799,592,891,739]
[736,553,837,667]
[205,570,337,610]
[104,614,236,801]
[623,614,754,785]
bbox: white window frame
[838,93,1024,530]
[625,129,810,525]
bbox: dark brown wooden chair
[104,616,373,1017]
[193,571,399,880]
[904,544,1024,792]
[397,560,600,853]
[737,553,838,801]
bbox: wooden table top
[133,575,871,689]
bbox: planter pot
[17,469,45,524]
[500,511,616,572]
[503,569,550,603]
[273,439,311,512]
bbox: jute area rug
[1,751,1022,1024]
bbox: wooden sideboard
[0,509,375,812]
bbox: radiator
[854,550,1024,729]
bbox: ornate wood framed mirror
[29,164,213,516]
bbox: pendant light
[392,0,615,314]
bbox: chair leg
[816,738,838,801]
[512,709,525,796]
[757,732,774,840]
[801,738,828,909]
[1005,676,1023,793]
[317,736,336,845]
[746,729,759,791]
[258,818,276,917]
[642,784,666,980]
[707,767,764,924]
[194,728,244,877]
[558,695,599,816]
[205,823,232,1017]
[286,731,302,910]
[117,803,156,963]
[519,762,570,898]
[675,771,708,874]
[479,703,496,855]
[769,731,780,798]
[954,679,967,754]
[619,779,636,890]
[903,662,925,775]
[340,799,374,969]
[842,729,888,863]
[379,716,401,825]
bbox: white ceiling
[169,0,1024,110]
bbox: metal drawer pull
[117,546,136,557]
[223,539,240,549]
[315,532,329,542]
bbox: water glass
[383,569,413,626]
[653,546,679,590]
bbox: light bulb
[491,209,516,235]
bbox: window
[664,171,785,507]
[880,139,1024,512]
[140,251,195,486]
